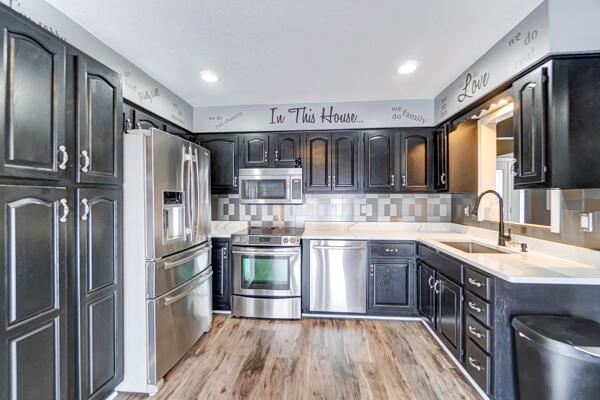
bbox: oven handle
[231,249,300,256]
[163,270,213,306]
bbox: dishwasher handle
[312,245,366,250]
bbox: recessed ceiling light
[396,61,418,75]
[200,70,219,83]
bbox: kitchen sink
[439,241,511,254]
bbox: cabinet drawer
[465,291,492,327]
[370,242,415,257]
[465,339,492,395]
[465,268,493,300]
[466,314,492,353]
[419,246,463,284]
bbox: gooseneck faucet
[471,190,512,246]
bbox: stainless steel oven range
[231,227,303,319]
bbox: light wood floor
[116,315,479,400]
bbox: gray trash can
[512,315,600,400]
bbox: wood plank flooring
[116,315,480,400]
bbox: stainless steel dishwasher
[309,240,367,313]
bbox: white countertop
[302,222,600,285]
[211,221,249,238]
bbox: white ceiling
[46,0,544,108]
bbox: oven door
[239,175,291,204]
[232,246,301,296]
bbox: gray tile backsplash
[213,193,451,227]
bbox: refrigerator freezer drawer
[147,267,213,384]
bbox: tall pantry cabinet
[0,6,123,400]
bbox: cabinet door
[437,274,463,360]
[270,133,300,167]
[332,132,360,191]
[368,260,414,315]
[0,13,67,180]
[198,135,239,193]
[512,65,548,186]
[418,262,436,330]
[304,133,331,192]
[164,122,190,140]
[364,131,396,191]
[0,186,68,400]
[433,126,449,191]
[133,108,165,131]
[241,134,269,167]
[211,239,231,311]
[76,188,123,400]
[400,129,430,191]
[76,56,123,185]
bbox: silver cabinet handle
[468,326,484,339]
[428,276,434,289]
[328,175,331,186]
[468,301,482,313]
[468,277,483,288]
[370,264,374,277]
[163,271,213,306]
[125,118,133,132]
[80,198,90,221]
[332,175,336,186]
[275,149,279,161]
[80,150,90,173]
[58,145,68,170]
[136,122,142,129]
[264,151,268,163]
[59,198,69,223]
[402,175,407,187]
[221,247,227,261]
[391,174,395,186]
[234,176,238,187]
[232,250,300,256]
[312,245,366,250]
[468,357,483,372]
[512,160,518,176]
[440,172,447,185]
[434,280,441,294]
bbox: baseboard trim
[421,321,490,400]
[301,313,422,321]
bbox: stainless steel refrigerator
[118,128,212,395]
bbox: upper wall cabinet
[364,130,396,192]
[240,133,301,168]
[133,108,164,131]
[433,126,449,191]
[512,57,600,189]
[76,56,123,185]
[399,129,432,192]
[305,131,360,193]
[0,12,67,181]
[198,135,239,193]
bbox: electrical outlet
[579,212,594,232]
[360,204,367,216]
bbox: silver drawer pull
[468,277,483,288]
[232,250,299,256]
[468,326,484,339]
[59,198,69,223]
[468,301,482,313]
[164,244,212,269]
[163,271,212,306]
[434,280,441,294]
[428,276,434,289]
[58,145,68,170]
[80,198,90,221]
[468,357,483,372]
[80,150,90,173]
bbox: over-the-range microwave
[238,168,303,204]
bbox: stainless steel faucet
[471,190,512,246]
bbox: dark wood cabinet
[75,188,123,400]
[123,103,135,133]
[270,133,300,167]
[211,238,231,311]
[304,133,331,191]
[241,133,269,167]
[399,129,431,191]
[368,260,415,315]
[512,65,548,187]
[133,108,164,130]
[305,132,360,192]
[433,126,449,191]
[198,135,239,193]
[0,12,67,181]
[437,274,463,360]
[0,186,68,400]
[364,130,396,192]
[418,261,436,329]
[76,55,122,185]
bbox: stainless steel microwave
[238,168,303,204]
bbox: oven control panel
[232,235,300,246]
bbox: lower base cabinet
[211,238,231,311]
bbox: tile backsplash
[213,193,451,227]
